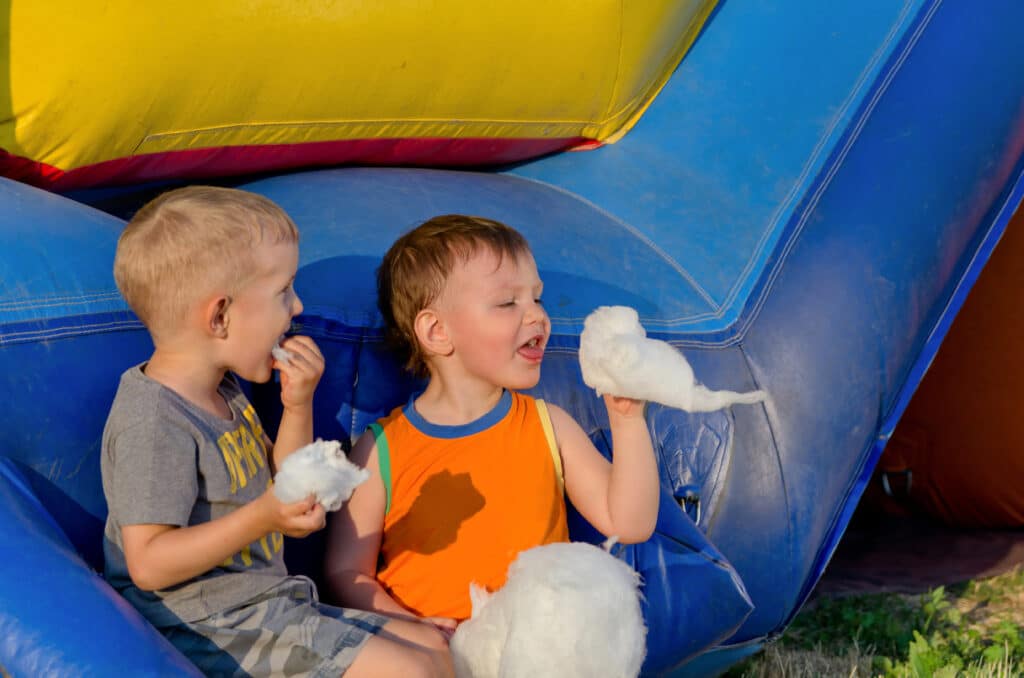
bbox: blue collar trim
[404,389,512,439]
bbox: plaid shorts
[162,576,389,677]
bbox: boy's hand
[274,335,325,412]
[259,489,326,538]
[422,616,458,641]
[604,394,645,419]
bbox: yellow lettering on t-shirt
[223,533,282,570]
[218,431,245,493]
[217,410,268,494]
[239,544,253,567]
[237,426,264,478]
[241,405,266,449]
[218,404,276,567]
[258,535,272,560]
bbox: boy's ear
[414,308,453,358]
[206,295,232,338]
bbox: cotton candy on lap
[450,541,646,678]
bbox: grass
[726,566,1024,677]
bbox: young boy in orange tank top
[324,215,659,637]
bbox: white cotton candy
[271,342,294,365]
[579,305,767,412]
[450,541,646,678]
[273,439,369,511]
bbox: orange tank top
[370,390,568,620]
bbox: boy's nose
[525,300,548,326]
[291,293,304,317]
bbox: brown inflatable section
[874,201,1024,528]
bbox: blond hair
[377,214,531,376]
[114,186,299,341]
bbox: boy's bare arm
[270,336,325,469]
[324,432,425,621]
[122,490,325,592]
[552,398,659,543]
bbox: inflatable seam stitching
[728,0,922,343]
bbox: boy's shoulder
[108,363,162,415]
[105,365,246,442]
[105,364,187,442]
[111,364,245,406]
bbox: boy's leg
[162,577,452,677]
[345,618,453,678]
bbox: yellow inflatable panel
[1,1,716,189]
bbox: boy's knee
[407,622,450,653]
[379,618,449,653]
[394,623,453,678]
[404,652,451,678]
[349,621,453,678]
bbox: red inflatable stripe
[0,137,591,192]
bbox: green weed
[727,568,1023,677]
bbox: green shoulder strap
[368,423,393,516]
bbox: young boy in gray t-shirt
[102,186,452,677]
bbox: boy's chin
[234,363,275,384]
[508,369,542,391]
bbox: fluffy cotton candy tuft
[450,541,646,678]
[271,342,294,365]
[273,439,369,511]
[579,305,767,412]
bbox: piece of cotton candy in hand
[450,541,646,678]
[579,305,767,412]
[273,439,369,511]
[271,342,294,365]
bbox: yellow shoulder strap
[534,399,564,494]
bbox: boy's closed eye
[496,293,542,308]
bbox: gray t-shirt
[102,365,288,627]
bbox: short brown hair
[114,186,299,341]
[378,214,530,376]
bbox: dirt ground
[817,507,1024,597]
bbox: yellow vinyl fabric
[1,1,716,173]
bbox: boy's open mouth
[271,336,293,365]
[518,336,545,361]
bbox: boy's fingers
[280,336,324,363]
[276,346,324,378]
[432,617,458,631]
[281,499,326,534]
[424,617,457,641]
[604,394,644,416]
[283,495,318,515]
[276,356,323,387]
[296,504,327,531]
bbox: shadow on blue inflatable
[3,1,1024,676]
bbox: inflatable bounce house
[2,1,1023,675]
[873,197,1024,530]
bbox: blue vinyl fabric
[2,0,1024,676]
[0,457,202,677]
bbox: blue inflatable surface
[2,1,1024,676]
